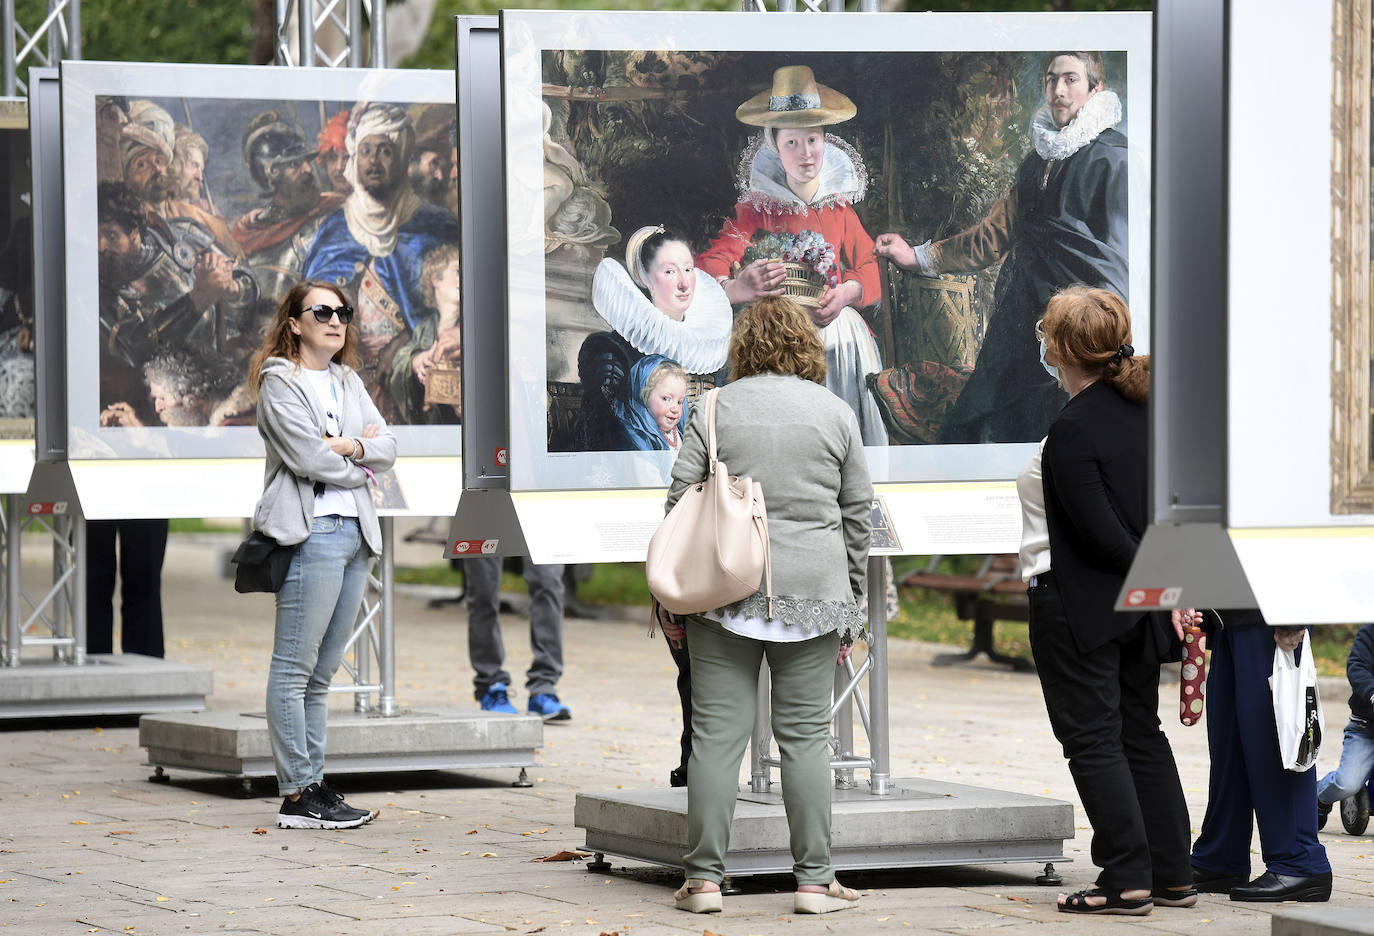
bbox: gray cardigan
[665,373,873,632]
[253,356,397,556]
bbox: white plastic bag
[1269,631,1324,772]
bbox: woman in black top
[1033,286,1193,915]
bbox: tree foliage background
[10,0,1148,86]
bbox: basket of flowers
[740,230,840,309]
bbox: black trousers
[1029,576,1191,890]
[85,519,168,658]
[667,628,692,780]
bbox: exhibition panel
[499,10,1152,495]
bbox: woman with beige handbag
[651,296,873,915]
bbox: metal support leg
[833,661,855,789]
[353,580,373,713]
[749,659,771,793]
[296,0,316,65]
[867,555,891,796]
[5,495,20,666]
[50,515,68,661]
[72,514,86,664]
[378,516,396,716]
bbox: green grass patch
[396,553,1358,677]
[168,518,242,534]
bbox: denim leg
[523,562,565,695]
[303,521,369,783]
[266,517,361,795]
[1317,721,1374,804]
[464,556,510,697]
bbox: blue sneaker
[479,682,518,714]
[528,692,571,722]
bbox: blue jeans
[266,516,371,795]
[1317,719,1374,804]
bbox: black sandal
[1152,886,1198,908]
[1057,887,1153,915]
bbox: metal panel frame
[28,67,64,463]
[456,16,507,491]
[1149,0,1228,525]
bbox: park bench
[901,554,1033,672]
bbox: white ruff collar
[1030,90,1122,161]
[737,131,869,216]
[591,259,731,374]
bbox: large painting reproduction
[1332,0,1374,513]
[60,63,460,459]
[500,11,1153,492]
[0,98,34,442]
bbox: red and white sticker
[452,539,499,556]
[494,447,508,468]
[27,501,68,516]
[1124,587,1182,608]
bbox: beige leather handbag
[646,388,772,617]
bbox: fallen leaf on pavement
[466,829,477,834]
[533,849,591,862]
[480,852,498,858]
[251,828,268,835]
[108,831,134,836]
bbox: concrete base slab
[140,708,543,782]
[1273,909,1374,936]
[0,653,212,718]
[576,778,1074,876]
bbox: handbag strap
[702,387,721,473]
[702,386,775,618]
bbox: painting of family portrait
[501,12,1151,491]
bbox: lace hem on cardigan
[716,593,868,642]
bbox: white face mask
[1039,338,1059,383]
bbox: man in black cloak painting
[877,50,1128,444]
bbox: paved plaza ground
[2,528,1372,935]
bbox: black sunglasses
[296,303,354,324]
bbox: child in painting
[610,355,689,452]
[388,242,461,424]
[697,66,887,446]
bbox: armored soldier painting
[90,91,460,430]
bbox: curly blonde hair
[728,296,827,385]
[1040,285,1149,403]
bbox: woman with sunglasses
[248,280,397,830]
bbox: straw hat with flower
[735,65,856,129]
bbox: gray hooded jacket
[253,356,397,555]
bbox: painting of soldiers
[72,73,460,445]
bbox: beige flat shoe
[794,879,860,914]
[674,878,722,913]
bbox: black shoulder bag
[231,531,296,594]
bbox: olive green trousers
[681,615,839,886]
